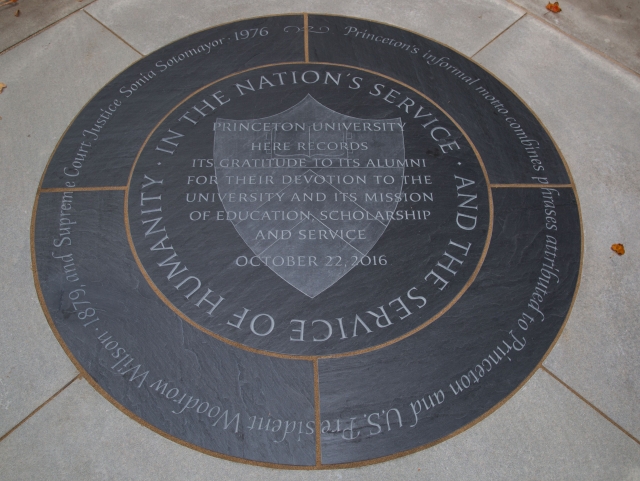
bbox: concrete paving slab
[474,14,640,439]
[511,0,640,74]
[0,0,95,54]
[0,372,637,480]
[0,10,140,437]
[84,0,525,56]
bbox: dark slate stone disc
[32,14,581,468]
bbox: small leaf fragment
[611,243,625,256]
[0,83,6,94]
[14,8,19,16]
[546,2,562,13]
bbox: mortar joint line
[0,374,81,444]
[471,12,527,59]
[0,1,99,57]
[495,1,640,79]
[83,9,144,57]
[541,366,640,446]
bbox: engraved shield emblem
[214,95,405,297]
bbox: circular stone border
[32,14,582,469]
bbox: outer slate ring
[31,14,582,469]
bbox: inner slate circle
[127,64,491,357]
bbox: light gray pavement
[474,13,640,439]
[0,10,139,438]
[510,0,640,74]
[0,0,92,53]
[0,0,639,479]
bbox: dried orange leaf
[0,83,6,94]
[546,2,561,13]
[611,243,625,256]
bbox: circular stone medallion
[33,15,582,468]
